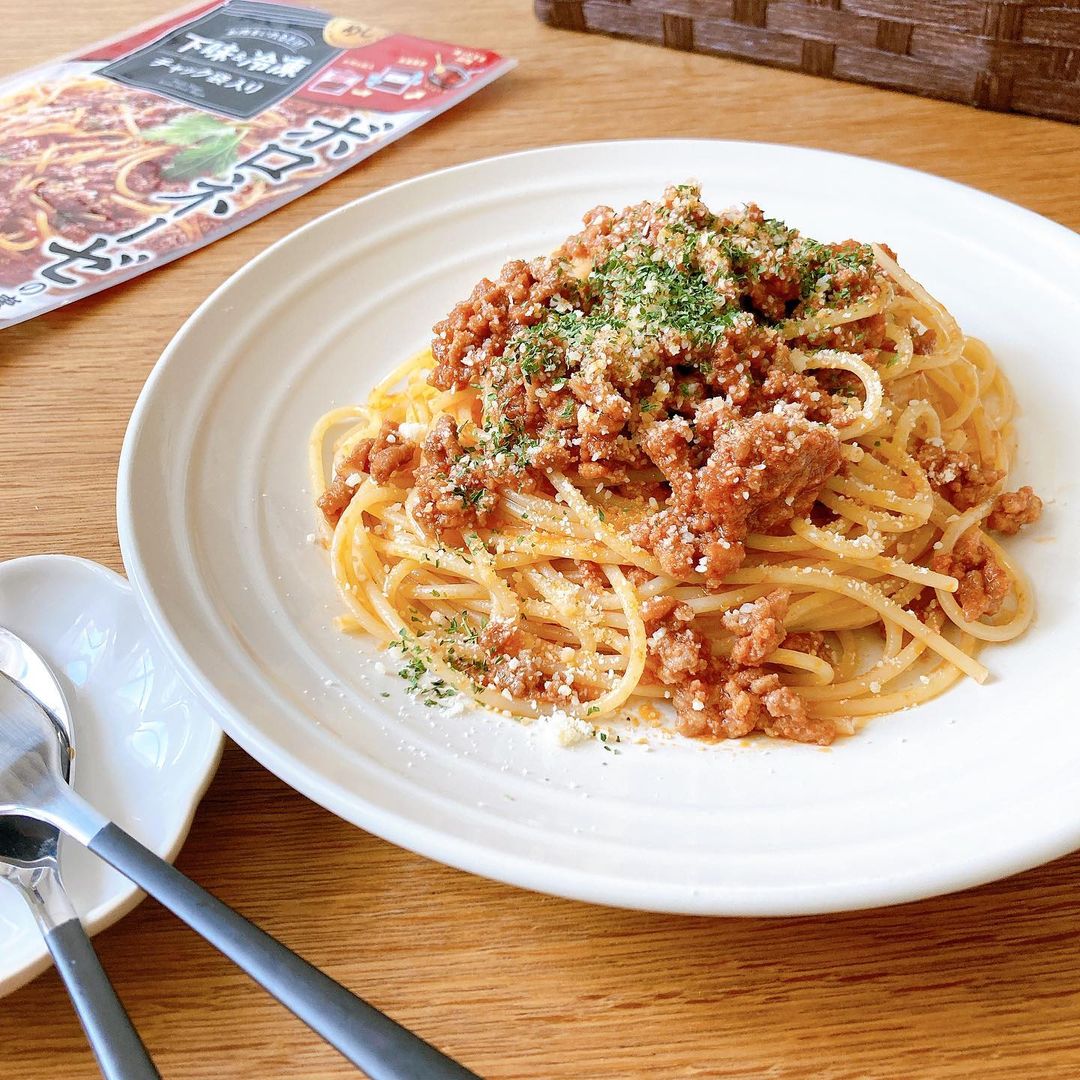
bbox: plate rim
[0,554,224,996]
[116,138,1080,915]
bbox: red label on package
[0,1,513,327]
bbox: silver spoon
[0,628,159,1078]
[0,662,480,1080]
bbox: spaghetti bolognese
[310,184,1041,745]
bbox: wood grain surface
[2,3,1080,1078]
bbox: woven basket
[535,0,1080,123]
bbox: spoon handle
[86,823,481,1080]
[28,867,160,1080]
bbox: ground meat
[673,670,832,744]
[636,415,699,501]
[471,616,594,705]
[641,596,695,626]
[761,690,826,741]
[931,528,1010,621]
[702,406,843,534]
[914,440,1003,511]
[908,591,943,625]
[559,203,616,263]
[912,326,937,354]
[568,561,608,591]
[349,421,417,485]
[986,486,1042,536]
[721,589,790,665]
[475,618,551,700]
[413,415,497,535]
[643,606,712,687]
[747,272,800,323]
[316,422,417,526]
[430,258,582,391]
[780,631,830,661]
[631,406,842,585]
[316,476,357,528]
[476,615,519,655]
[568,373,632,433]
[739,366,840,426]
[625,566,654,588]
[643,604,828,744]
[645,620,710,685]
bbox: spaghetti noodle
[310,184,1042,745]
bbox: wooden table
[3,3,1080,1077]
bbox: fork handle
[28,869,160,1080]
[88,823,481,1080]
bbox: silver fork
[0,627,159,1079]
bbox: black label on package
[100,0,343,119]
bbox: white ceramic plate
[0,556,223,995]
[117,141,1080,915]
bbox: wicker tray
[535,0,1080,124]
